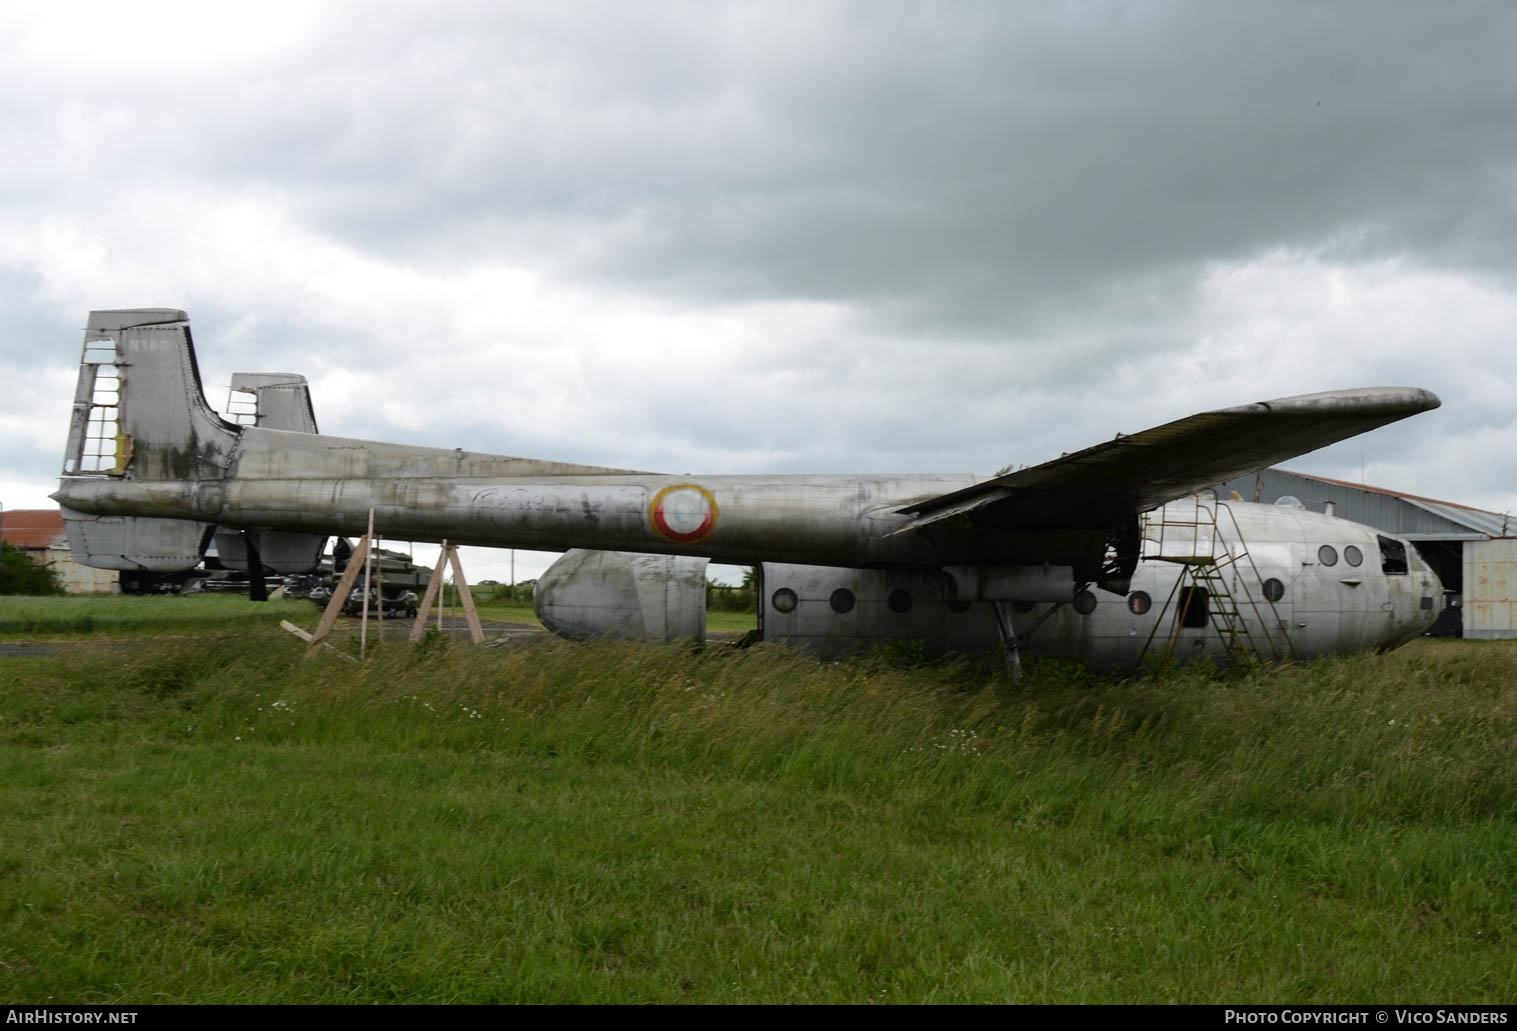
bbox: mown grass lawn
[0,594,312,638]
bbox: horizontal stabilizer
[894,387,1441,534]
[213,528,327,574]
[62,508,212,573]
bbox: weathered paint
[648,484,719,544]
[1464,538,1517,639]
[754,499,1440,666]
[535,549,710,643]
[52,309,1448,665]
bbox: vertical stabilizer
[59,309,236,572]
[62,308,237,481]
[226,372,319,434]
[214,370,326,574]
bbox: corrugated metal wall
[1210,469,1475,538]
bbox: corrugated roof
[1,509,67,551]
[1277,469,1513,538]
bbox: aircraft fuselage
[52,308,1446,668]
[57,424,1060,569]
[750,499,1441,668]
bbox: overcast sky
[2,1,1514,584]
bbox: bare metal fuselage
[53,308,1445,668]
[746,499,1439,668]
[55,425,979,568]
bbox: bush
[0,542,67,596]
[706,575,757,613]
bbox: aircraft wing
[893,387,1441,533]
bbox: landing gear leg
[993,601,1021,685]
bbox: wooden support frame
[408,545,451,643]
[301,532,372,659]
[280,620,358,662]
[407,541,484,644]
[359,509,375,657]
[448,546,485,644]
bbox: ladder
[1140,494,1295,674]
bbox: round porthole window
[829,588,855,614]
[1073,590,1097,615]
[1344,545,1363,567]
[887,589,912,614]
[1318,545,1338,567]
[1127,590,1151,615]
[771,588,797,613]
[1262,577,1285,602]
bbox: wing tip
[1225,387,1441,417]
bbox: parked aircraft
[54,309,1444,668]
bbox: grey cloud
[9,2,1514,337]
[2,2,1513,520]
[213,3,1517,332]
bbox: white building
[0,508,119,594]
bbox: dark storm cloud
[8,2,1514,337]
[133,1,1513,336]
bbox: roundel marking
[649,484,719,544]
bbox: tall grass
[1,635,1514,1002]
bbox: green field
[0,593,755,638]
[0,594,314,637]
[0,596,1513,1003]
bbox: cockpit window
[1377,535,1408,575]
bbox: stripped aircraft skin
[54,309,1444,667]
[741,498,1441,667]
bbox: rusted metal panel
[1464,539,1517,639]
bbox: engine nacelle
[535,549,710,643]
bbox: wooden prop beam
[408,544,452,643]
[304,533,372,659]
[281,620,357,662]
[447,546,485,644]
